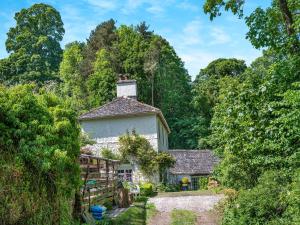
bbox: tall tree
[0,3,64,85]
[192,58,247,148]
[59,42,87,112]
[87,49,117,107]
[81,19,118,77]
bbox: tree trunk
[278,0,295,36]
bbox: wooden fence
[79,154,120,211]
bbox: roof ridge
[125,97,161,112]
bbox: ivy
[118,131,175,178]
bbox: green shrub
[102,199,113,210]
[165,184,181,192]
[222,170,298,225]
[155,183,180,192]
[0,84,80,224]
[101,148,120,160]
[199,177,208,190]
[141,183,154,196]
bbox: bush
[165,184,181,192]
[102,199,113,210]
[101,148,120,160]
[141,183,154,196]
[222,170,297,225]
[199,177,208,190]
[155,183,180,192]
[0,85,80,224]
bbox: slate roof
[167,150,219,175]
[79,97,170,133]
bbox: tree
[87,49,117,107]
[81,19,118,77]
[210,53,300,189]
[0,84,80,224]
[192,58,246,148]
[203,0,300,53]
[59,41,88,112]
[135,21,153,39]
[0,3,64,84]
[194,58,247,82]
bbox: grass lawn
[111,197,157,225]
[170,209,197,225]
[156,189,214,197]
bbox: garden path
[147,193,224,225]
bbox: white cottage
[79,78,170,183]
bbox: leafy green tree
[87,49,117,107]
[203,0,300,53]
[0,3,64,84]
[81,19,118,76]
[59,41,88,112]
[210,53,300,189]
[0,84,80,224]
[192,58,246,148]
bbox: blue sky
[0,0,271,79]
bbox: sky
[0,0,271,79]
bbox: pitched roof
[167,150,219,175]
[79,97,170,133]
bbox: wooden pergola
[79,154,120,212]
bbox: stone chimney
[117,74,137,99]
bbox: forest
[0,0,299,224]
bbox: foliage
[210,54,300,189]
[199,177,209,190]
[118,131,174,178]
[0,84,80,224]
[156,183,181,192]
[0,3,64,85]
[81,19,118,77]
[112,198,148,225]
[203,0,300,54]
[146,202,158,224]
[59,41,88,113]
[87,49,117,107]
[171,209,197,225]
[101,148,120,160]
[118,131,158,176]
[140,183,154,197]
[79,132,96,147]
[192,58,247,148]
[102,199,113,210]
[222,170,299,225]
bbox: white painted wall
[80,113,170,184]
[156,117,169,151]
[80,114,159,156]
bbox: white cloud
[209,27,231,45]
[178,50,220,78]
[85,0,118,10]
[181,18,203,46]
[177,1,199,11]
[146,5,164,15]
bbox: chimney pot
[117,75,137,99]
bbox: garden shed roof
[79,97,170,133]
[167,150,219,175]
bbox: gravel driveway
[148,195,224,212]
[147,194,224,225]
